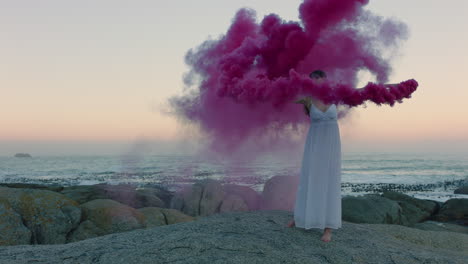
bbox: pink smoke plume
[168,0,418,159]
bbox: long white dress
[294,103,342,230]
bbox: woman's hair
[309,70,327,79]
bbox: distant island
[14,153,32,158]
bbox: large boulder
[162,208,196,224]
[223,184,261,210]
[432,198,468,225]
[134,186,174,208]
[454,186,468,194]
[67,199,146,243]
[0,187,81,245]
[170,180,260,217]
[342,194,402,224]
[219,194,249,213]
[170,179,226,217]
[381,191,439,226]
[137,207,195,227]
[60,184,108,203]
[60,183,166,208]
[260,175,299,211]
[0,198,31,246]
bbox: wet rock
[0,183,63,192]
[454,186,468,194]
[342,194,402,224]
[432,198,468,225]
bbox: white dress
[294,103,342,230]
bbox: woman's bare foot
[287,219,295,227]
[321,228,332,242]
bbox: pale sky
[1,0,467,155]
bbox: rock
[137,207,166,227]
[135,186,174,208]
[454,186,468,194]
[0,198,31,246]
[138,207,195,227]
[60,183,166,208]
[198,180,226,216]
[0,210,466,263]
[0,187,81,245]
[60,184,112,204]
[260,175,299,211]
[342,194,402,224]
[162,208,195,224]
[66,220,103,242]
[432,198,468,225]
[381,191,438,226]
[67,199,145,243]
[223,184,261,210]
[170,179,225,217]
[0,183,63,192]
[412,220,468,234]
[220,194,249,213]
[14,153,31,158]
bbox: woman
[287,70,342,243]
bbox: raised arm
[294,96,313,116]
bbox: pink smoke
[168,0,418,159]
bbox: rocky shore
[1,176,467,263]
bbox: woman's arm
[294,96,313,116]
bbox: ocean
[1,151,467,202]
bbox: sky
[0,0,467,156]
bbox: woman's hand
[294,97,312,104]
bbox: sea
[1,151,467,202]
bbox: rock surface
[0,198,31,246]
[0,210,466,264]
[342,194,402,224]
[170,179,257,216]
[432,198,468,225]
[0,183,63,192]
[67,199,145,242]
[412,220,468,234]
[260,175,299,210]
[137,207,195,227]
[381,191,439,226]
[223,183,261,210]
[60,183,167,208]
[0,187,81,244]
